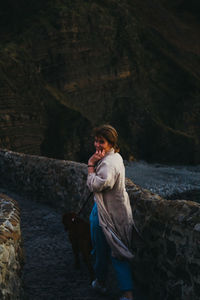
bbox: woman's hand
[88,149,106,166]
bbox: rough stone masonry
[0,148,199,300]
[0,193,23,299]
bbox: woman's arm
[88,150,105,169]
[87,161,116,192]
[87,149,106,174]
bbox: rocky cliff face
[0,0,199,163]
[0,49,47,155]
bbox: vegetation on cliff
[0,0,199,163]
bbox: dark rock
[166,240,177,260]
[0,0,199,164]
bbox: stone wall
[0,148,199,300]
[0,193,23,299]
[0,149,93,215]
[127,180,200,300]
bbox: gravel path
[0,189,146,300]
[125,161,200,199]
[16,193,119,300]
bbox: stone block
[0,193,23,299]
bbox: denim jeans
[90,203,134,291]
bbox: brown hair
[93,124,120,153]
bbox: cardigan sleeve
[87,160,117,192]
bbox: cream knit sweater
[87,148,135,260]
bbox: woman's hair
[93,124,120,153]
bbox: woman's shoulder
[103,152,123,165]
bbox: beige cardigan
[87,148,135,260]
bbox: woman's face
[94,136,112,153]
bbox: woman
[87,124,135,300]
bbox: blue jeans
[90,203,134,292]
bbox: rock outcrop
[0,149,199,299]
[0,0,200,164]
[0,50,47,155]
